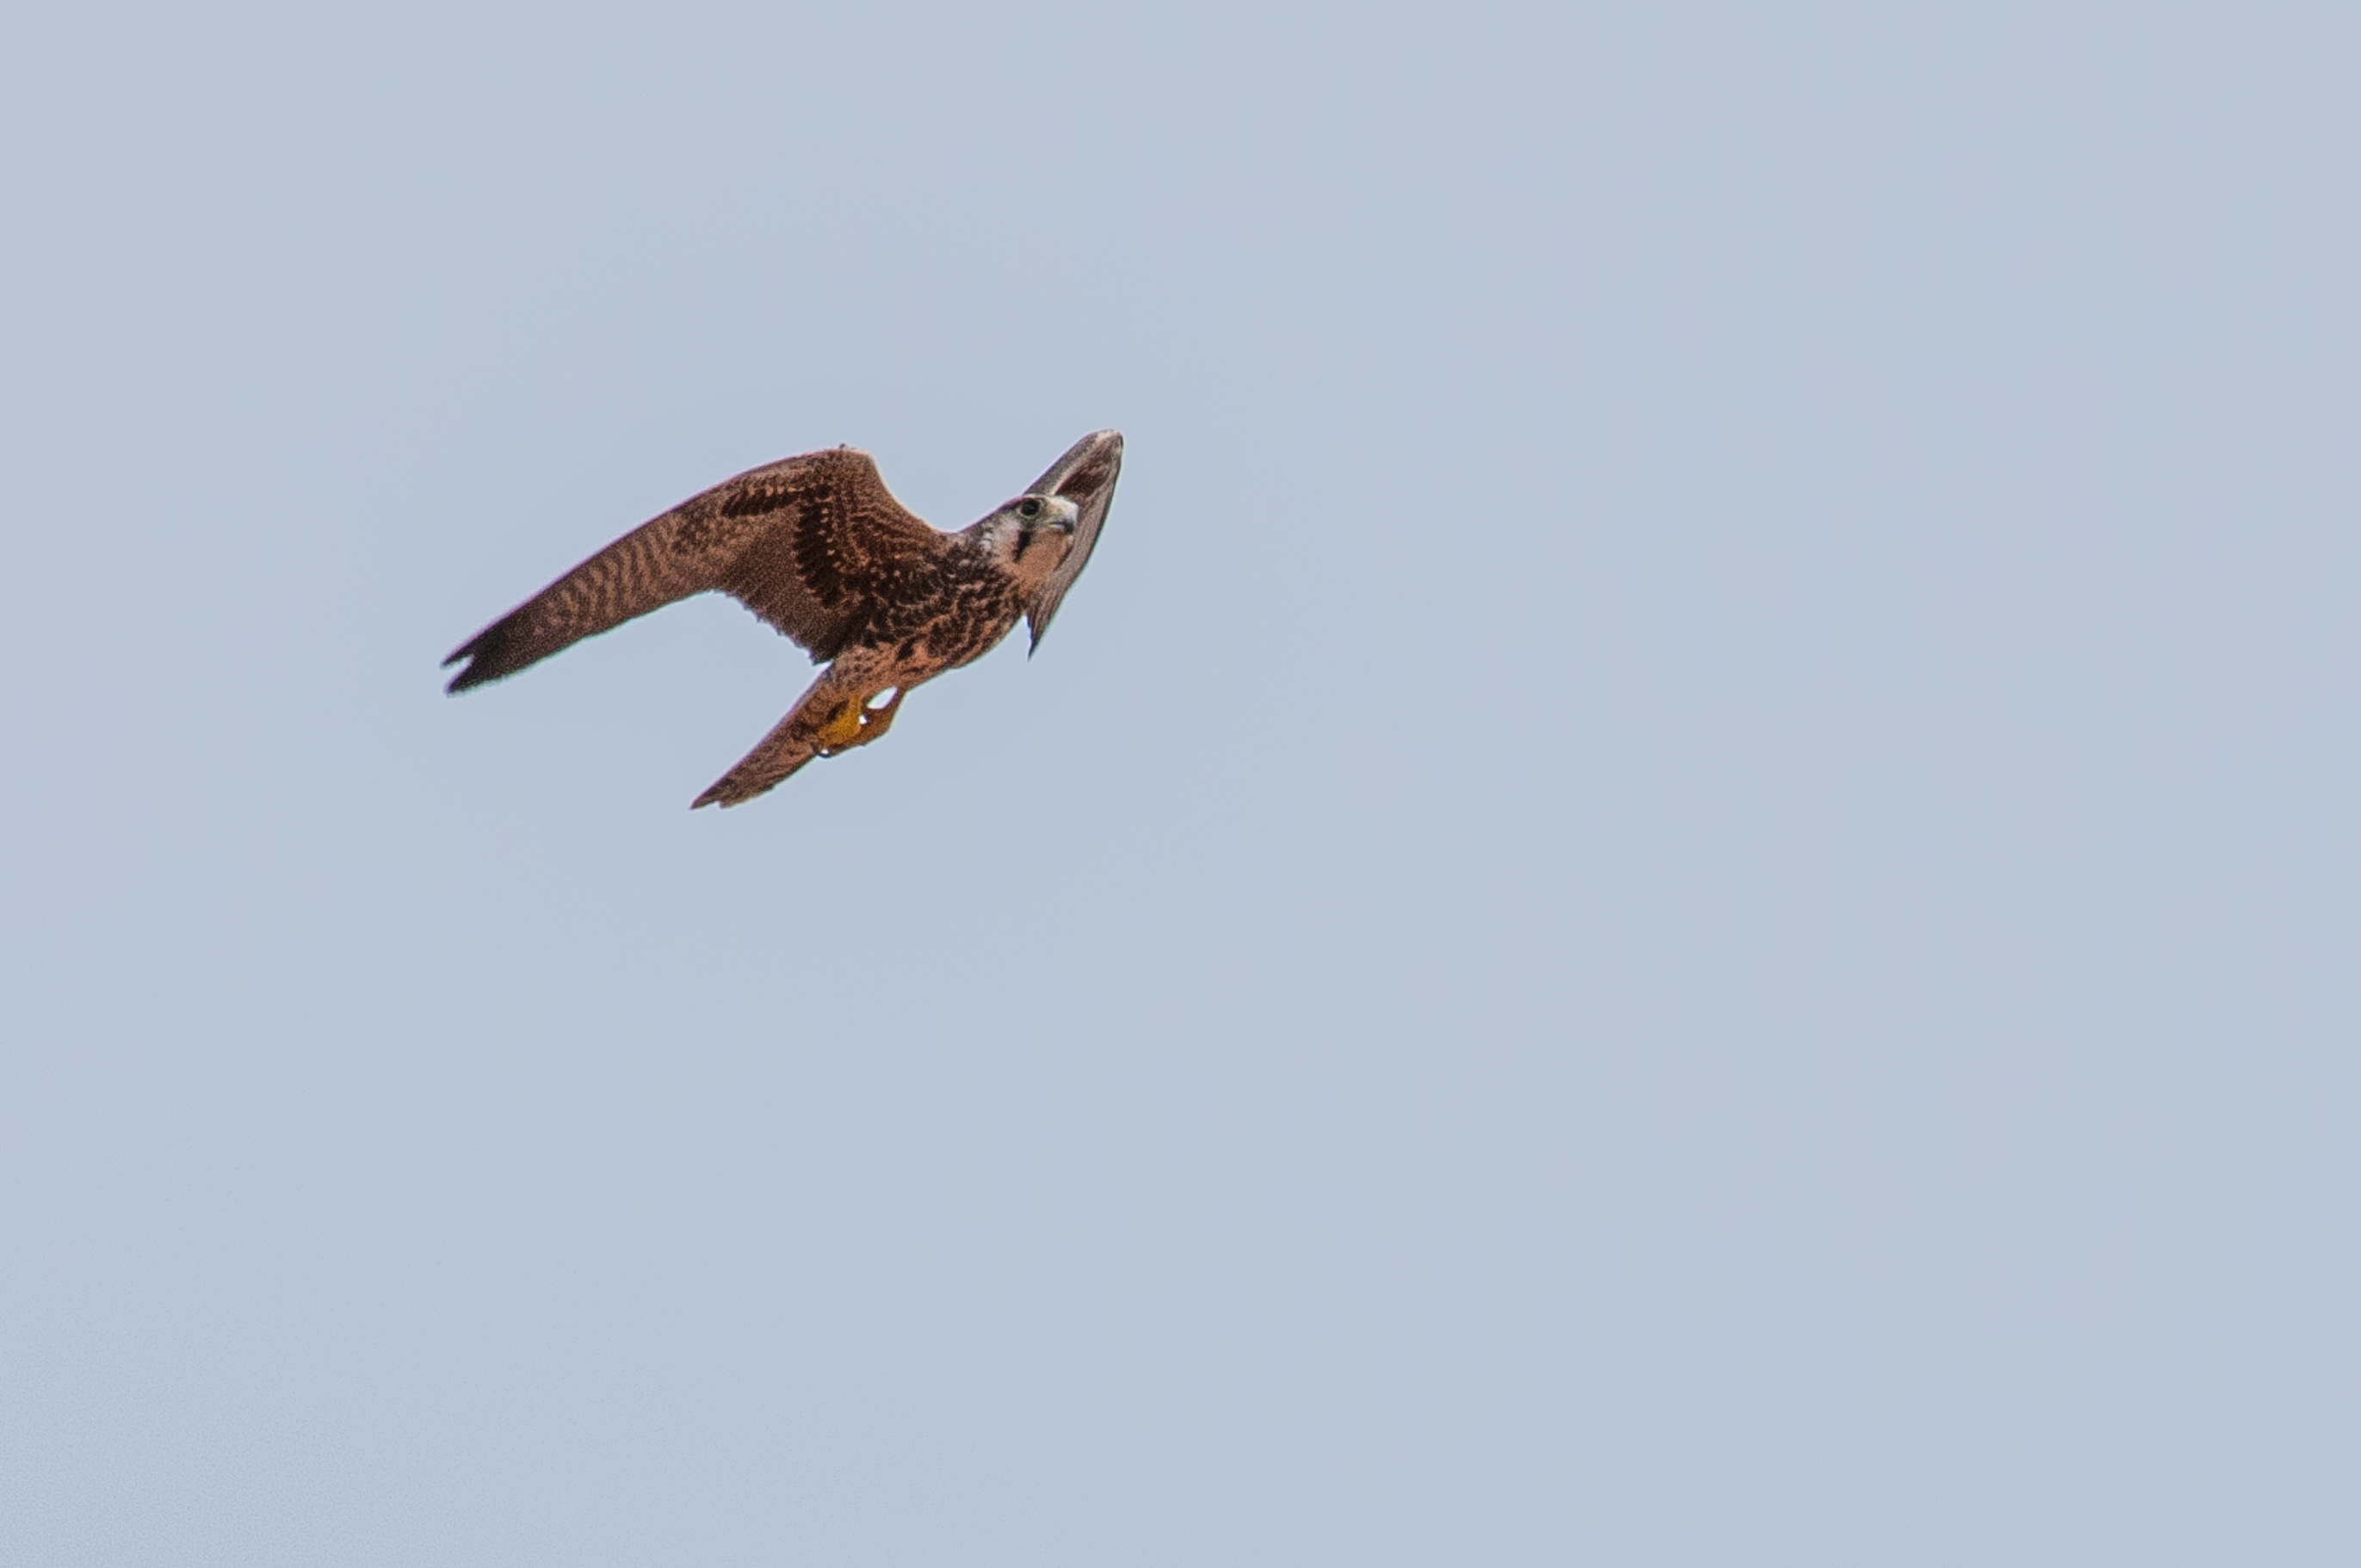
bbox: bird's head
[979,492,1081,590]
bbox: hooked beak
[1015,496,1081,561]
[1023,429,1124,656]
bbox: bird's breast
[858,565,1023,676]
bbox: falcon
[443,429,1123,807]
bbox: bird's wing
[1021,429,1125,652]
[691,664,869,809]
[443,448,943,692]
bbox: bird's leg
[812,695,868,754]
[846,686,904,747]
[812,687,905,756]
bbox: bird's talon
[852,688,902,745]
[813,697,868,753]
[813,688,903,756]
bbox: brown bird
[444,429,1123,807]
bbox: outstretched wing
[443,448,943,692]
[1022,429,1124,652]
[690,664,870,809]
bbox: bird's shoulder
[689,447,949,657]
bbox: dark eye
[1017,498,1041,520]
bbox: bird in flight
[443,429,1123,807]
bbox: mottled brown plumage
[443,430,1123,807]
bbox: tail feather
[691,667,862,808]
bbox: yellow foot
[813,687,905,756]
[813,697,866,752]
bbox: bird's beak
[1023,429,1122,657]
[1044,497,1080,534]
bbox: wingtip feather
[442,649,498,694]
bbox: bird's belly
[868,593,1022,678]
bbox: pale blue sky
[3,3,2356,1563]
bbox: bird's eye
[1017,498,1041,520]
